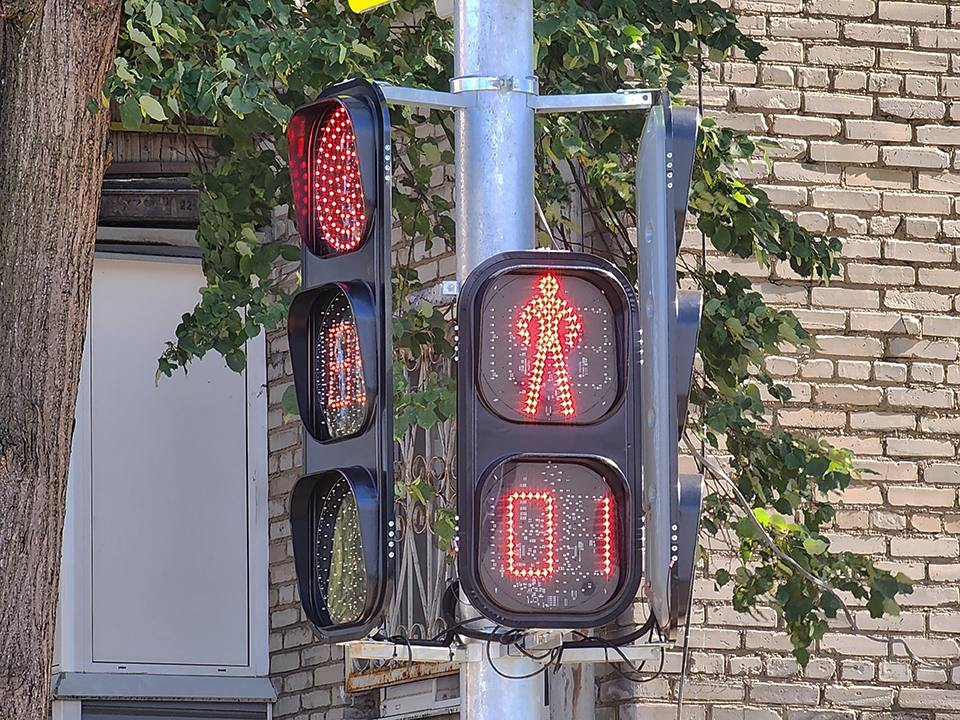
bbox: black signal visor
[289,468,388,640]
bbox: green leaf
[139,95,167,121]
[119,97,143,129]
[225,350,246,373]
[145,1,162,26]
[281,384,299,421]
[144,44,161,68]
[802,537,828,556]
[129,27,152,47]
[114,58,137,84]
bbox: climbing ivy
[107,0,911,662]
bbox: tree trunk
[0,1,122,716]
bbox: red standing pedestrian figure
[515,273,584,418]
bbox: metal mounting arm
[376,82,660,115]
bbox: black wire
[564,628,665,685]
[513,641,558,662]
[484,626,552,680]
[560,612,658,648]
[436,581,525,644]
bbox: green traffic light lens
[312,473,367,626]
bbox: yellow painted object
[348,0,394,12]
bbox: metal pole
[452,0,544,717]
[453,0,536,282]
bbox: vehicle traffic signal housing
[636,96,704,641]
[285,79,395,642]
[457,251,642,629]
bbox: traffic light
[636,97,704,641]
[457,251,642,629]
[285,79,395,641]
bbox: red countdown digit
[502,489,557,579]
[597,495,615,576]
[314,290,369,440]
[478,460,623,615]
[325,320,365,411]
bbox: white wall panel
[56,253,268,679]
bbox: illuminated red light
[324,320,366,412]
[503,489,557,579]
[515,273,584,419]
[597,496,615,576]
[313,105,366,253]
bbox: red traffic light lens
[477,271,620,423]
[312,105,366,254]
[476,459,624,616]
[311,472,367,625]
[287,96,375,257]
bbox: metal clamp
[450,75,540,95]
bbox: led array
[315,296,367,439]
[514,273,584,418]
[503,490,557,579]
[597,495,615,576]
[315,477,365,624]
[325,320,365,411]
[313,105,366,253]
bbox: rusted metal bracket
[342,636,669,665]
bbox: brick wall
[604,1,960,718]
[267,2,960,718]
[264,207,378,720]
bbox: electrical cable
[483,626,554,680]
[565,629,665,685]
[436,581,526,644]
[560,612,658,648]
[513,640,559,662]
[676,553,696,719]
[684,432,960,672]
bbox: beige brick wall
[608,2,960,718]
[264,207,376,719]
[267,2,960,718]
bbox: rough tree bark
[0,0,122,716]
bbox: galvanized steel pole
[453,0,536,282]
[452,0,544,717]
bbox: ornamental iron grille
[346,340,458,691]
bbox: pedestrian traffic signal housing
[458,251,642,628]
[636,96,704,642]
[285,79,394,642]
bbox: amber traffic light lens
[312,288,368,440]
